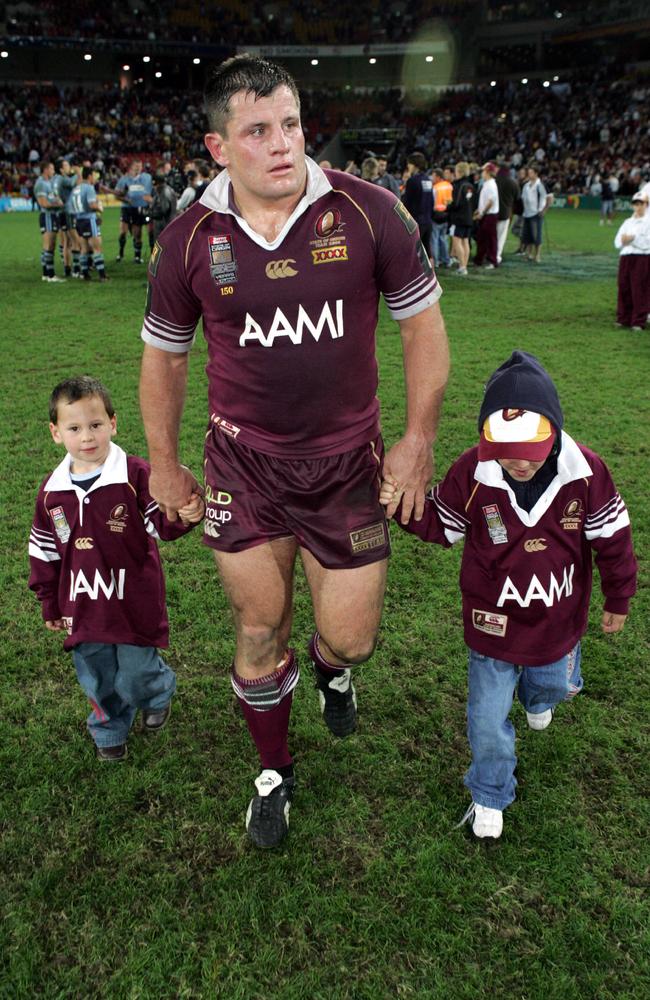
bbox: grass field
[1,208,648,1000]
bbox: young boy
[29,376,204,761]
[381,351,636,839]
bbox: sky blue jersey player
[34,161,65,282]
[69,167,107,282]
[115,159,153,263]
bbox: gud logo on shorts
[204,484,234,539]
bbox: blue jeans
[73,642,176,748]
[465,643,583,811]
[431,221,450,266]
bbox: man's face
[205,86,306,205]
[131,160,142,176]
[527,168,538,182]
[377,158,387,176]
[44,163,54,179]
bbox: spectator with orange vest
[431,165,453,268]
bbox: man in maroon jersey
[381,351,636,841]
[139,55,449,848]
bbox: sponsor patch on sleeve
[149,241,163,276]
[472,609,508,637]
[393,200,418,235]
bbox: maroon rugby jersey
[28,443,194,650]
[398,434,636,665]
[141,158,441,458]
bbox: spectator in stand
[431,165,453,269]
[376,156,401,197]
[614,192,650,331]
[473,162,499,269]
[521,164,552,264]
[495,163,519,265]
[600,174,615,226]
[361,157,379,183]
[448,161,474,277]
[150,171,177,240]
[176,169,199,212]
[402,152,433,257]
[193,160,212,200]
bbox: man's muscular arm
[384,301,449,524]
[139,344,198,521]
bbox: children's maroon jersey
[141,159,441,459]
[28,443,194,650]
[398,434,637,666]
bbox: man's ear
[205,132,227,167]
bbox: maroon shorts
[202,424,390,569]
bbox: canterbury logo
[75,537,94,550]
[524,538,547,552]
[265,259,298,279]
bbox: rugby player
[139,55,450,848]
[53,159,80,278]
[34,161,65,282]
[114,159,153,263]
[70,167,108,281]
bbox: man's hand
[149,463,198,522]
[45,619,66,632]
[601,611,627,634]
[383,435,434,523]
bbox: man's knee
[319,632,378,665]
[238,623,288,665]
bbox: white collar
[474,431,592,527]
[198,156,332,251]
[45,442,128,493]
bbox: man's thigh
[213,538,298,673]
[300,549,388,661]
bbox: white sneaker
[44,275,66,283]
[458,801,503,839]
[457,266,468,276]
[484,263,495,270]
[526,708,553,730]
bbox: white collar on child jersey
[45,442,128,494]
[474,431,593,528]
[198,156,332,251]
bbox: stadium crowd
[1,66,649,201]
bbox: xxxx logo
[74,537,94,550]
[265,259,298,279]
[524,538,547,552]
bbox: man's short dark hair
[431,165,443,178]
[49,376,115,423]
[204,54,300,134]
[407,152,427,172]
[82,166,94,180]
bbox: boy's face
[497,457,545,482]
[50,395,116,474]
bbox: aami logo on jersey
[208,235,238,286]
[69,568,125,601]
[239,300,344,347]
[497,563,575,608]
[561,499,584,530]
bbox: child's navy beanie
[478,350,564,438]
